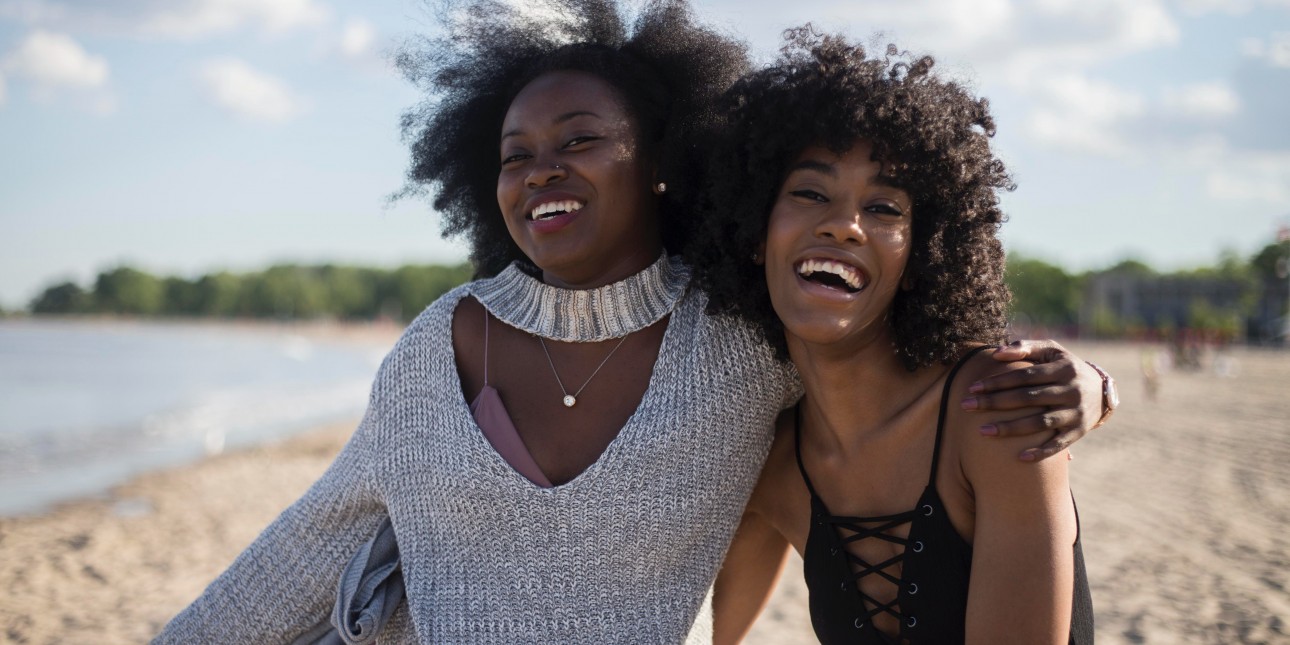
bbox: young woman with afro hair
[158,3,1109,643]
[698,30,1096,644]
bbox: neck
[787,325,928,453]
[540,243,663,290]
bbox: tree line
[1007,240,1289,338]
[27,263,473,322]
[18,240,1290,332]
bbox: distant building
[1080,271,1254,340]
[1248,276,1289,345]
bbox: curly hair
[395,0,749,277]
[689,28,1016,370]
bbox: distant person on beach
[155,1,1112,642]
[693,32,1096,643]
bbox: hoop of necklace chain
[538,334,631,407]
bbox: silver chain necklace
[538,334,631,408]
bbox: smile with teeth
[796,258,866,293]
[529,200,585,220]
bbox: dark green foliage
[193,272,244,317]
[31,281,91,314]
[1005,255,1083,327]
[381,264,475,321]
[27,263,472,322]
[93,267,164,315]
[1250,241,1290,282]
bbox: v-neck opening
[443,289,684,493]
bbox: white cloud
[1242,32,1290,68]
[1175,137,1290,205]
[339,18,376,58]
[1205,156,1290,204]
[1023,73,1146,155]
[199,58,300,122]
[1,30,108,89]
[826,0,1179,85]
[124,0,329,39]
[1175,0,1290,16]
[1163,82,1241,118]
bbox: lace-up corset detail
[794,346,1094,645]
[794,347,988,645]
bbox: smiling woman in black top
[697,30,1096,644]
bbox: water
[0,320,391,516]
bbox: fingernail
[1019,451,1036,462]
[960,397,978,410]
[979,424,998,436]
[968,382,984,394]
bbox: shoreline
[0,318,405,519]
[0,315,407,348]
[0,419,361,644]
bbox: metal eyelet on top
[854,618,865,629]
[922,504,934,516]
[907,616,918,628]
[907,582,919,595]
[912,541,925,553]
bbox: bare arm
[713,509,791,645]
[958,359,1079,644]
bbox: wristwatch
[1085,361,1119,429]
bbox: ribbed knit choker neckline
[470,254,690,342]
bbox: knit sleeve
[153,363,392,643]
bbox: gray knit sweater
[156,266,797,644]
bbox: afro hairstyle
[396,0,750,277]
[688,27,1016,370]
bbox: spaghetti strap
[793,405,822,499]
[929,345,993,487]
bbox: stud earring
[751,251,762,263]
[654,182,667,194]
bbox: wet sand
[1,342,1286,644]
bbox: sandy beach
[2,341,1287,644]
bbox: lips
[794,257,867,293]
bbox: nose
[526,161,568,188]
[814,205,867,245]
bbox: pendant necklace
[538,334,631,408]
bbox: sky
[1,0,1288,309]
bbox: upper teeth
[797,258,864,290]
[530,200,583,219]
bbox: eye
[789,189,828,203]
[563,135,599,148]
[500,152,531,167]
[865,202,906,218]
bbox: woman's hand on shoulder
[961,339,1109,461]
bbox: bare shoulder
[747,410,796,509]
[744,410,802,519]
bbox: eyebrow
[788,158,901,188]
[788,159,836,177]
[501,110,603,140]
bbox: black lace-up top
[795,347,1094,644]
